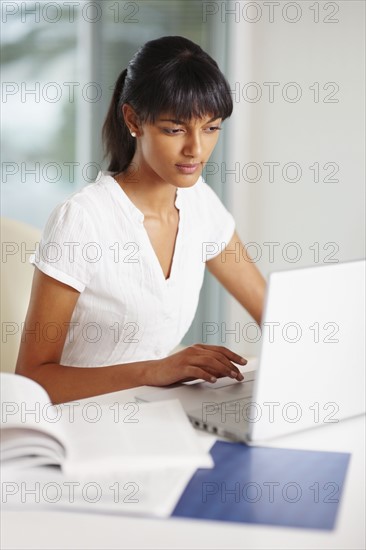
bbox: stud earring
[130,131,136,137]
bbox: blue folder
[173,441,350,530]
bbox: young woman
[16,36,266,404]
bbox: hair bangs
[140,59,233,124]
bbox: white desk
[2,368,365,550]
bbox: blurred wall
[215,0,365,357]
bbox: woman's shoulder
[50,171,115,218]
[63,171,113,208]
[39,172,118,241]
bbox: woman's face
[134,112,222,188]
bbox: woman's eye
[162,125,221,135]
[205,126,222,133]
[163,128,183,135]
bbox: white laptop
[136,260,365,443]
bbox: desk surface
[2,366,365,550]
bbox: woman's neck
[114,163,178,220]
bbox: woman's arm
[15,268,155,404]
[206,230,267,326]
[16,268,247,404]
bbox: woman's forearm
[16,360,156,405]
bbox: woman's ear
[122,103,141,136]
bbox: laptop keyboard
[200,369,256,390]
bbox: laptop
[136,260,365,443]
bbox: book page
[1,373,67,465]
[1,461,201,518]
[1,428,64,465]
[61,399,213,478]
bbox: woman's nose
[182,133,202,158]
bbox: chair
[0,218,41,373]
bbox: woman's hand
[144,344,247,387]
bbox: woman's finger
[193,344,247,366]
[190,346,245,379]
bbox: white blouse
[29,171,235,367]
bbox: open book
[0,373,214,517]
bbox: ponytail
[102,68,135,174]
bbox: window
[1,0,230,346]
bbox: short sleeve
[29,200,99,292]
[201,180,236,260]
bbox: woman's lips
[175,163,200,174]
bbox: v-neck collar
[104,171,183,285]
[142,206,183,283]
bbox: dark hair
[102,36,233,174]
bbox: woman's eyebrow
[158,116,222,124]
[158,118,184,124]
